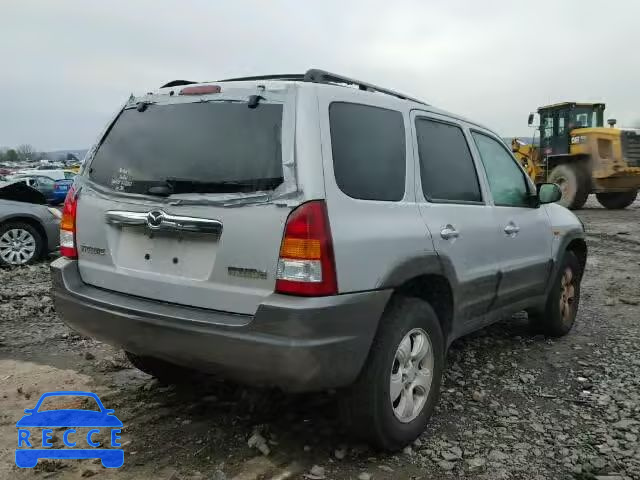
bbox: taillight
[275,201,337,296]
[59,185,78,259]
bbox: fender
[376,252,454,289]
[545,227,587,298]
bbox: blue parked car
[16,391,123,468]
[51,179,74,204]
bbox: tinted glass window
[37,177,55,187]
[415,119,482,202]
[558,117,566,135]
[89,102,283,194]
[543,115,554,139]
[472,132,530,207]
[329,103,405,201]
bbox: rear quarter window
[329,102,406,201]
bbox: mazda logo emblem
[147,211,164,228]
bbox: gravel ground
[0,196,639,480]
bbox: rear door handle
[504,223,520,236]
[440,224,460,240]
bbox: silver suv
[52,69,587,450]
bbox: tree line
[0,144,47,164]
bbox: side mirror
[528,113,534,126]
[537,183,562,204]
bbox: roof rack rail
[218,74,306,82]
[160,80,198,88]
[161,69,427,105]
[303,69,427,105]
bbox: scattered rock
[211,469,227,480]
[532,423,545,433]
[488,449,508,462]
[334,448,346,460]
[81,469,97,477]
[84,351,95,360]
[305,465,325,479]
[247,432,270,456]
[450,446,463,458]
[357,473,371,480]
[438,460,456,471]
[441,450,459,462]
[519,373,535,384]
[612,419,639,431]
[467,457,486,470]
[472,390,486,402]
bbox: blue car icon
[16,391,123,468]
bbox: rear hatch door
[75,86,298,316]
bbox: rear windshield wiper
[146,177,283,196]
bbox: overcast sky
[2,0,639,150]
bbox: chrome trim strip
[105,210,222,235]
[104,211,147,226]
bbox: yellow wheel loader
[512,102,640,209]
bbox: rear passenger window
[415,118,482,203]
[329,103,405,201]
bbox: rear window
[329,102,405,201]
[88,102,283,194]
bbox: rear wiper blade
[146,177,283,196]
[146,184,173,197]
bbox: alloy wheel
[0,229,37,265]
[559,267,576,324]
[390,328,434,423]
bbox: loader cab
[538,102,605,157]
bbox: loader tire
[595,190,638,209]
[548,163,590,209]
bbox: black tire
[595,190,638,209]
[340,296,444,451]
[532,251,582,337]
[125,351,199,384]
[0,222,44,267]
[548,163,591,209]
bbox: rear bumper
[51,258,391,392]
